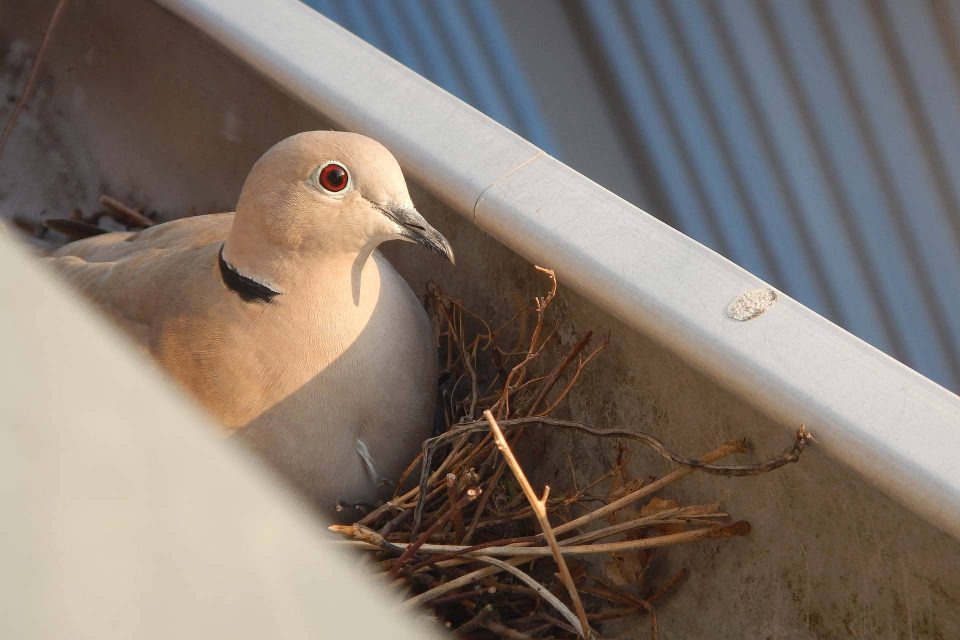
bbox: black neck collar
[218,245,281,304]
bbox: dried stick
[404,559,524,607]
[42,218,106,240]
[404,534,540,573]
[99,195,155,227]
[445,474,466,542]
[559,504,725,546]
[538,336,610,416]
[0,0,70,159]
[429,417,810,478]
[553,439,747,536]
[426,586,495,608]
[392,450,425,500]
[456,604,495,635]
[396,433,475,531]
[437,302,479,418]
[646,568,688,603]
[378,508,413,537]
[327,523,404,555]
[395,505,724,567]
[485,410,592,639]
[470,555,584,633]
[337,520,749,557]
[527,330,594,416]
[462,456,506,543]
[410,432,484,537]
[388,491,476,578]
[536,613,583,637]
[481,619,538,640]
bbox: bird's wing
[43,213,234,344]
[49,212,233,261]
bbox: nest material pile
[331,268,811,639]
[18,195,810,638]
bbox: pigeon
[44,131,454,517]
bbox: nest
[330,267,812,639]
[15,191,811,638]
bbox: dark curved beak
[377,203,455,265]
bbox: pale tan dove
[44,131,454,517]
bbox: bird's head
[233,130,454,264]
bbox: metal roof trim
[155,0,960,540]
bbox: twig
[485,410,592,639]
[42,218,107,240]
[388,489,480,578]
[407,433,476,532]
[559,504,726,545]
[445,474,466,542]
[378,508,413,537]
[392,451,424,500]
[99,195,155,227]
[536,615,582,637]
[527,330,594,416]
[437,302,480,418]
[336,520,749,557]
[427,417,809,478]
[327,523,404,555]
[481,619,538,640]
[469,555,584,633]
[456,604,495,635]
[404,534,540,573]
[400,434,474,533]
[646,568,688,603]
[553,439,747,536]
[405,559,524,608]
[578,578,663,638]
[463,456,506,543]
[0,0,70,159]
[426,586,494,608]
[538,335,610,416]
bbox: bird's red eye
[319,163,349,193]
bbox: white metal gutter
[156,0,960,539]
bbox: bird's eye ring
[313,162,350,195]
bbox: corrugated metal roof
[307,0,557,154]
[304,0,960,393]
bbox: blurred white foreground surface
[0,234,441,639]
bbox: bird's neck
[222,230,378,303]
